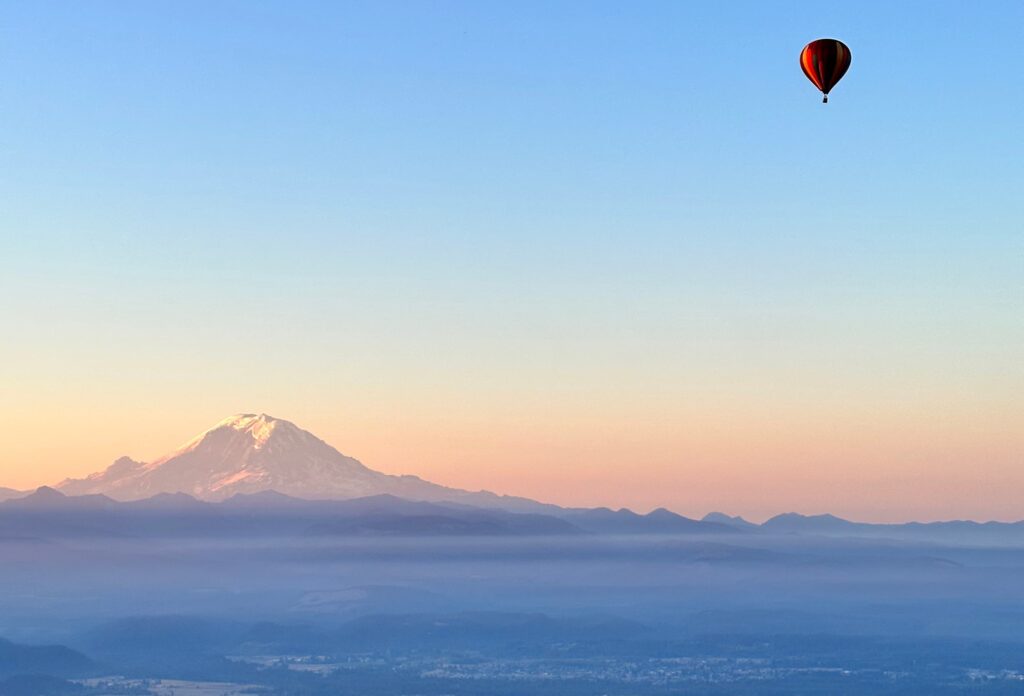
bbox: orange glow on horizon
[1,389,1020,524]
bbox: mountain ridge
[702,511,758,530]
[0,486,24,502]
[4,486,1023,541]
[2,486,737,537]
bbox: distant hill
[0,487,24,502]
[0,638,97,679]
[756,512,1024,543]
[701,512,758,531]
[80,615,240,659]
[762,512,861,534]
[0,487,579,538]
[562,507,738,534]
[0,485,748,538]
[5,486,117,511]
[4,487,1022,542]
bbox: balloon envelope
[799,39,851,102]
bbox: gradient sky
[1,1,1021,522]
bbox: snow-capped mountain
[56,413,544,509]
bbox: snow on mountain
[55,413,547,510]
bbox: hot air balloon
[799,39,851,103]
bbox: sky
[0,1,1020,522]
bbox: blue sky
[0,1,1021,520]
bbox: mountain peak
[761,512,857,533]
[5,486,119,511]
[54,413,510,507]
[702,511,758,530]
[191,413,299,450]
[217,412,285,429]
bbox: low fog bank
[3,533,1024,642]
[4,532,1024,694]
